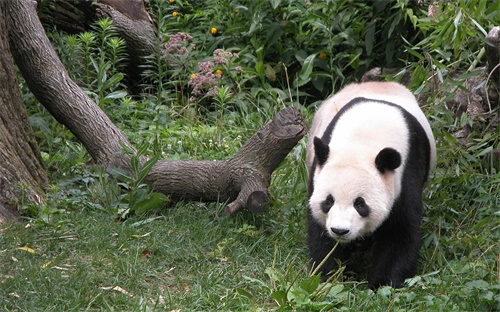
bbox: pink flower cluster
[189,61,219,97]
[188,49,243,102]
[428,4,436,18]
[213,49,239,65]
[162,32,193,55]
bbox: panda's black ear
[314,137,330,166]
[375,147,401,173]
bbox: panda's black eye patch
[354,197,370,217]
[321,195,334,213]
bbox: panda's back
[324,100,410,169]
[307,82,436,176]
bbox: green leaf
[405,47,424,60]
[271,290,287,306]
[119,141,135,155]
[470,18,487,37]
[387,13,401,38]
[466,280,489,289]
[300,275,320,294]
[108,166,133,182]
[452,10,463,42]
[365,21,376,56]
[264,64,276,81]
[102,73,124,90]
[105,90,127,100]
[294,50,308,64]
[265,267,284,284]
[269,0,282,10]
[326,284,344,298]
[130,191,168,215]
[137,155,160,185]
[475,146,493,158]
[266,22,284,48]
[242,276,271,291]
[255,61,264,79]
[136,142,149,157]
[295,54,316,87]
[300,54,316,79]
[234,288,254,300]
[130,216,164,227]
[130,155,139,175]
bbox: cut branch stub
[225,107,307,215]
[145,107,307,216]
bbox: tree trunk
[39,0,156,92]
[93,0,157,92]
[39,0,152,34]
[5,0,306,217]
[0,1,48,223]
[486,26,500,88]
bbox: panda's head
[309,137,402,243]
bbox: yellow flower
[169,0,175,3]
[210,27,218,35]
[190,73,196,78]
[172,11,178,17]
[319,52,327,60]
[215,69,222,76]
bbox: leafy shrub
[156,0,426,103]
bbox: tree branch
[8,0,133,168]
[145,107,307,216]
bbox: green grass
[1,199,308,310]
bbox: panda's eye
[353,197,370,217]
[354,197,364,209]
[321,195,334,213]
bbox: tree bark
[39,0,156,92]
[486,26,500,88]
[39,0,152,34]
[5,0,307,216]
[93,0,156,92]
[0,1,48,223]
[7,0,134,168]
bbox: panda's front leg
[368,213,422,289]
[307,212,352,280]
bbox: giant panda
[307,81,436,289]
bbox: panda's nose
[331,227,350,236]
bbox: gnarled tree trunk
[0,1,48,222]
[39,0,157,92]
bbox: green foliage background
[1,0,499,310]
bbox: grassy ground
[1,127,499,311]
[1,205,275,310]
[1,183,309,310]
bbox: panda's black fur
[307,84,435,289]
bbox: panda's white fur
[307,81,436,288]
[310,103,409,242]
[307,82,436,174]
